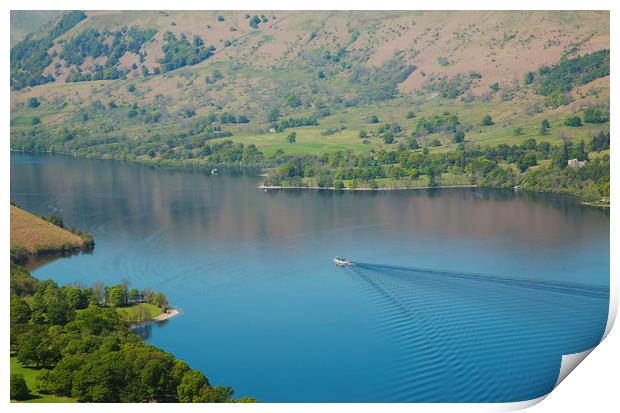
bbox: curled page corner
[551,275,617,392]
[554,348,595,388]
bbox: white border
[3,1,616,412]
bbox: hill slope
[10,11,609,203]
[10,205,85,253]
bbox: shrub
[564,115,582,127]
[28,97,40,108]
[453,131,465,143]
[249,16,261,29]
[11,374,30,400]
[482,115,494,126]
[583,105,609,124]
[368,115,379,124]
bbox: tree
[540,119,550,135]
[178,370,209,402]
[382,133,395,144]
[405,111,416,119]
[17,332,42,367]
[28,97,40,108]
[32,117,41,125]
[286,94,301,108]
[127,84,136,93]
[583,105,609,124]
[287,132,296,144]
[66,288,88,309]
[358,130,368,139]
[266,108,280,123]
[407,137,420,150]
[368,115,379,124]
[482,115,494,126]
[517,153,538,172]
[524,71,535,85]
[564,115,582,127]
[91,281,106,306]
[249,15,261,29]
[141,65,149,77]
[453,131,465,143]
[10,374,30,400]
[134,306,151,323]
[41,215,64,227]
[151,292,169,311]
[194,385,234,403]
[129,288,141,303]
[11,296,31,325]
[107,285,127,307]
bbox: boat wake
[341,261,609,402]
[350,262,609,299]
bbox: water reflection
[10,153,610,402]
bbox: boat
[211,168,218,175]
[333,257,350,266]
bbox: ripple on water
[348,263,609,402]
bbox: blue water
[11,153,609,402]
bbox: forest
[10,265,256,403]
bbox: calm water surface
[11,153,609,402]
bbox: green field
[10,357,76,403]
[116,303,163,322]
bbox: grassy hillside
[10,205,85,254]
[9,11,609,203]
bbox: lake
[10,152,610,402]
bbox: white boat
[211,168,219,175]
[333,257,350,266]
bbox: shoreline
[128,308,180,329]
[153,308,180,322]
[258,184,610,207]
[11,151,608,206]
[259,184,478,191]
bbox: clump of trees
[159,32,215,72]
[424,72,478,99]
[263,135,609,202]
[535,50,609,103]
[10,266,255,403]
[414,112,459,136]
[10,11,86,90]
[62,26,158,82]
[273,116,318,133]
[583,105,609,124]
[349,57,416,102]
[564,115,582,127]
